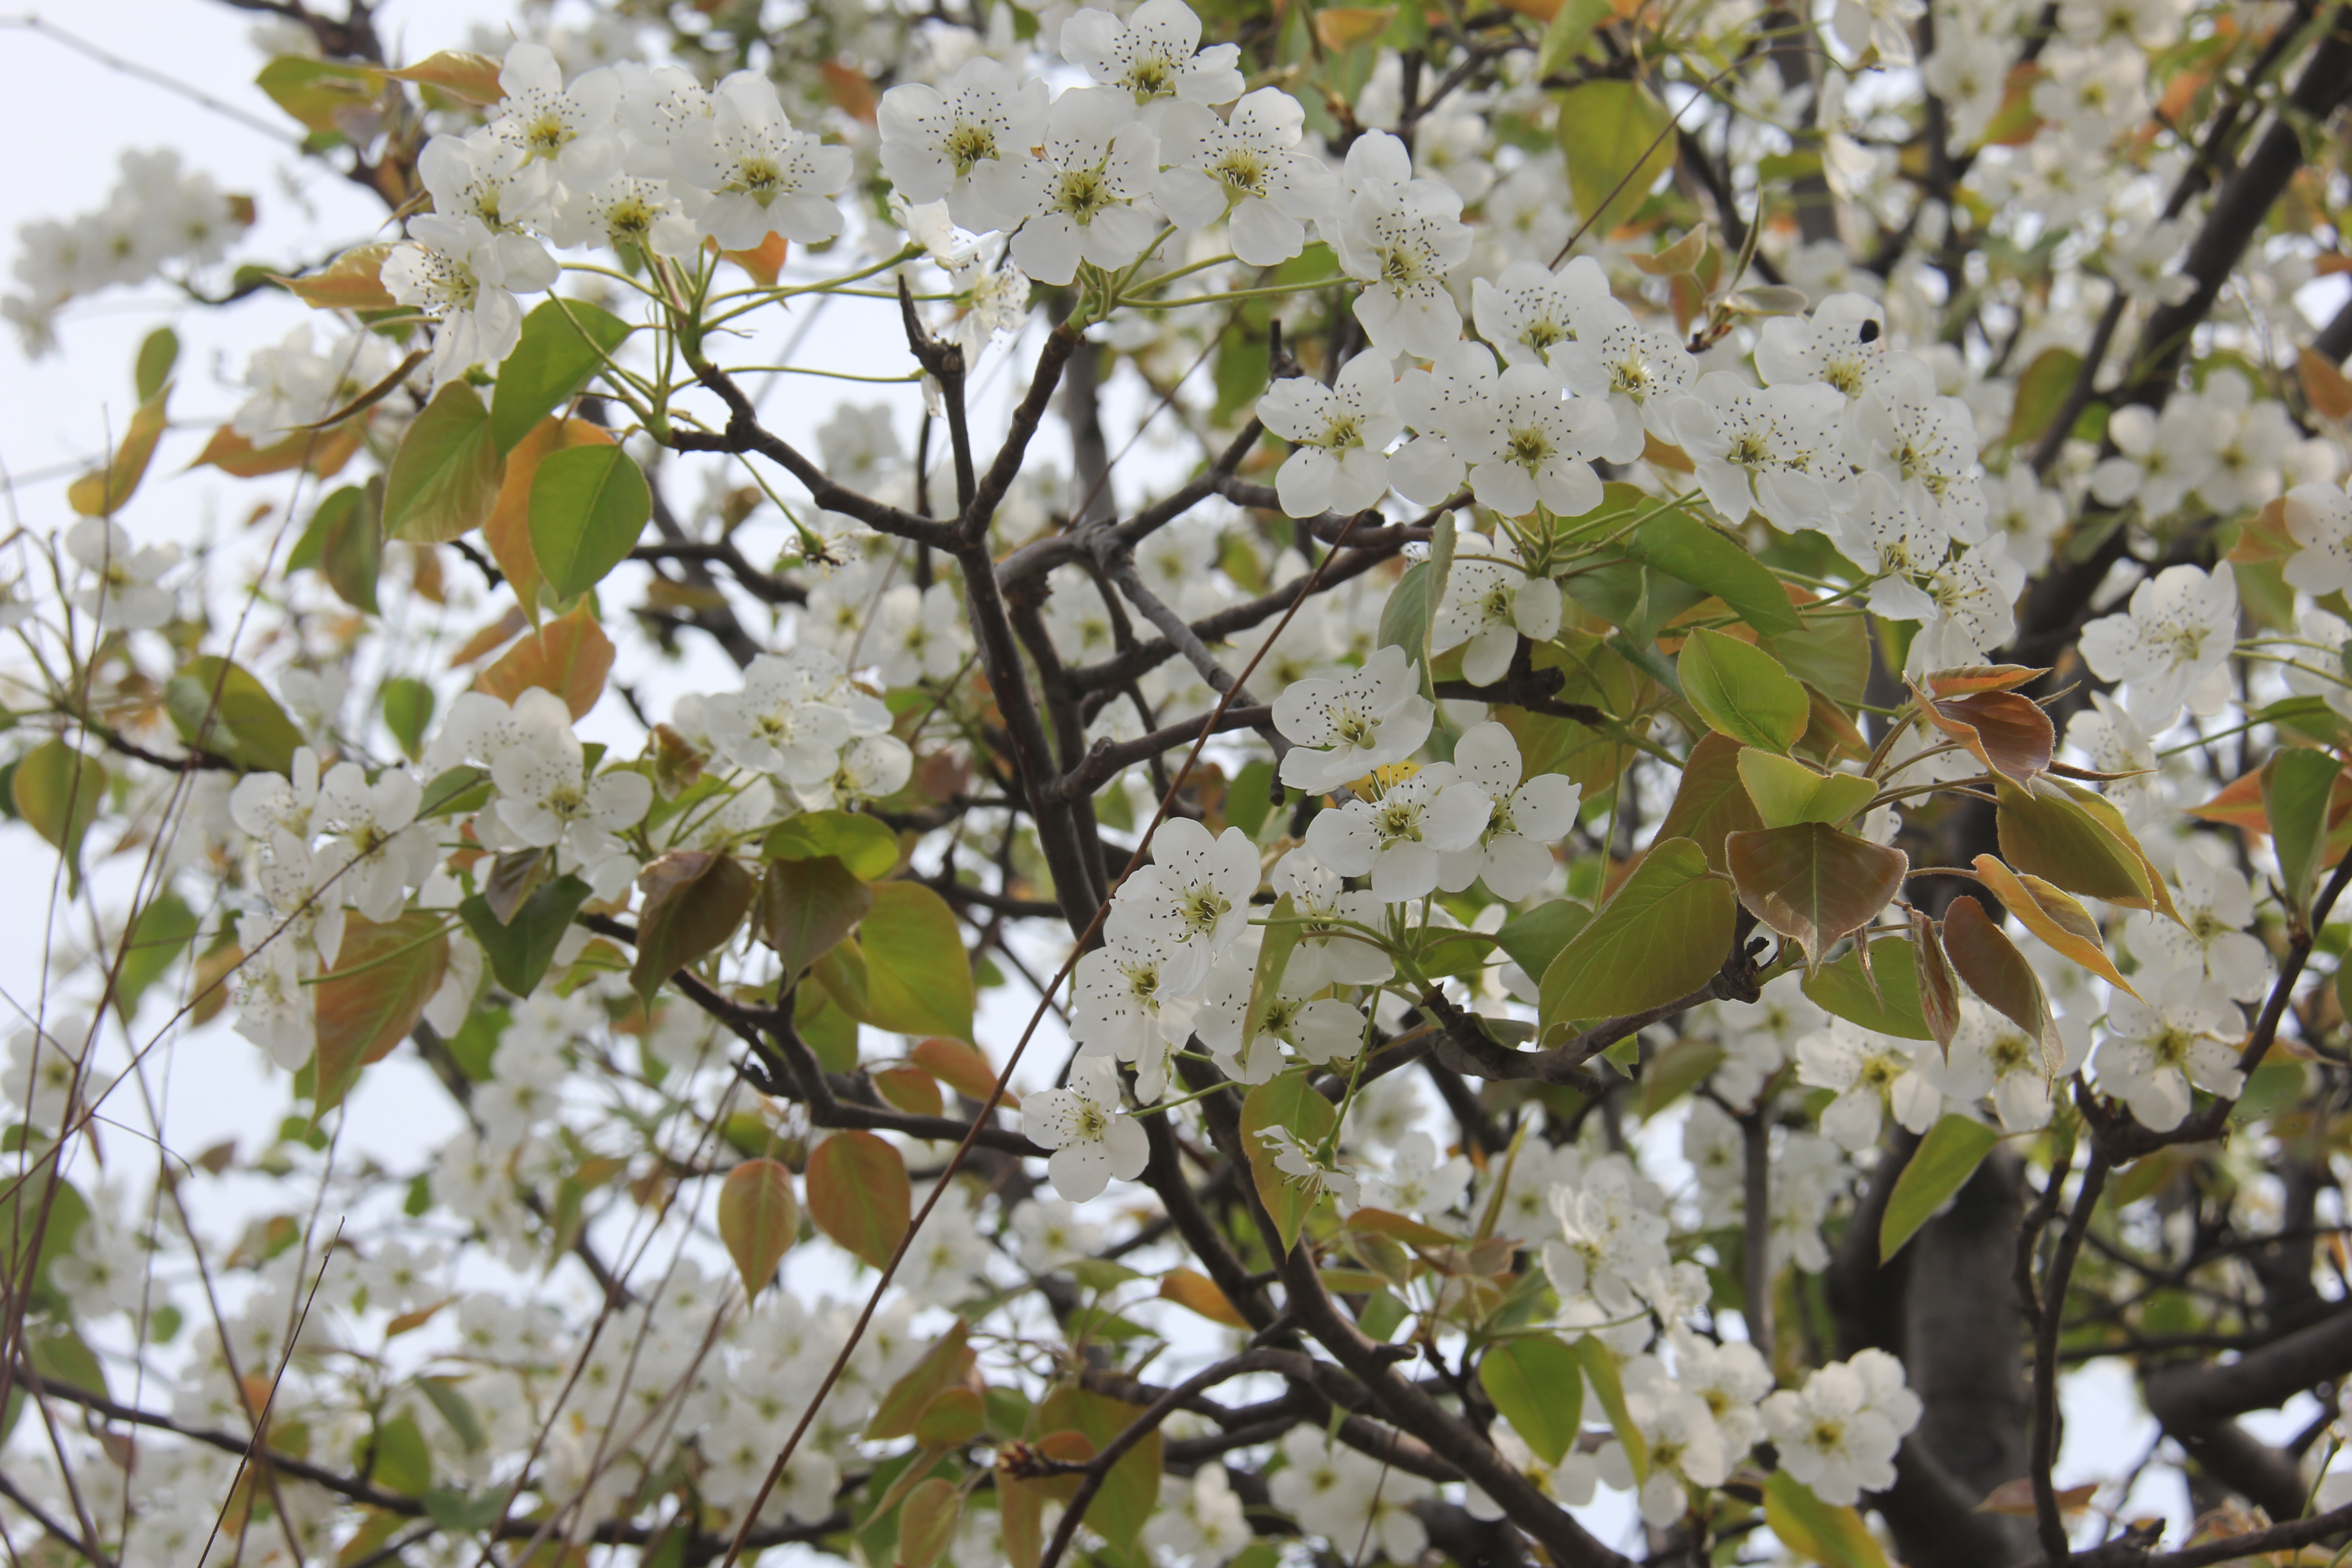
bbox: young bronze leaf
[475,603,616,719]
[807,1130,910,1271]
[1970,855,2137,997]
[1907,678,2054,788]
[866,1319,975,1440]
[760,854,872,976]
[716,1158,798,1296]
[1923,664,2048,696]
[897,1478,961,1568]
[1657,732,1763,871]
[1724,823,1908,973]
[628,850,757,1003]
[1911,906,1962,1054]
[1941,896,2061,1077]
[314,912,451,1112]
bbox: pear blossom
[1761,1351,1922,1504]
[1271,850,1394,988]
[1270,1428,1429,1563]
[3,1017,97,1131]
[1357,1130,1469,1217]
[382,212,559,385]
[1552,298,1701,465]
[701,651,858,785]
[873,583,970,687]
[1907,537,2026,675]
[1194,933,1365,1081]
[1470,255,1613,368]
[64,518,178,631]
[2088,397,2217,515]
[1273,644,1434,793]
[1428,531,1565,688]
[418,129,552,237]
[1147,1463,1250,1564]
[877,58,1049,233]
[1112,816,1259,996]
[230,747,322,842]
[1754,292,1894,399]
[554,171,699,259]
[312,761,434,921]
[490,43,621,183]
[1438,721,1580,898]
[2285,479,2352,596]
[1255,1124,1360,1212]
[2125,840,2269,1002]
[1303,764,1491,902]
[2094,972,2244,1131]
[488,689,655,869]
[2079,563,2239,729]
[1543,1158,1673,1318]
[1857,365,1989,544]
[1944,999,2091,1132]
[1330,132,1474,359]
[1796,1017,1945,1151]
[1676,374,1851,529]
[1156,90,1338,265]
[1059,0,1244,112]
[674,71,853,247]
[1022,1057,1147,1202]
[1069,921,1197,1070]
[971,88,1162,286]
[1255,354,1401,518]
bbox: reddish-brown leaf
[1923,665,2048,697]
[716,1158,798,1295]
[278,243,399,310]
[806,1129,909,1270]
[1910,679,2054,788]
[1941,897,2060,1077]
[314,912,450,1112]
[874,1064,944,1118]
[627,850,755,1003]
[1725,822,1909,973]
[911,1036,1015,1109]
[384,50,505,104]
[475,603,614,719]
[1657,731,1763,872]
[1159,1267,1250,1328]
[1911,906,1962,1055]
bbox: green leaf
[1640,1035,1725,1117]
[417,1376,486,1454]
[1240,1067,1339,1254]
[763,810,901,880]
[629,851,756,1004]
[116,890,200,1019]
[1769,615,1872,706]
[1573,1335,1647,1481]
[1377,559,1432,656]
[2264,749,2341,922]
[383,676,435,761]
[2001,346,2083,451]
[459,874,592,999]
[869,1322,977,1440]
[11,740,107,888]
[1677,627,1808,754]
[717,1157,799,1295]
[808,1129,910,1270]
[314,911,451,1112]
[321,477,385,614]
[528,444,652,599]
[1535,0,1611,75]
[135,328,180,404]
[1736,750,1876,828]
[166,657,304,774]
[1036,1387,1162,1548]
[361,1413,434,1497]
[383,382,505,545]
[1494,899,1592,979]
[1622,511,1802,638]
[856,882,974,1039]
[1556,78,1676,236]
[1994,779,2157,908]
[1879,1114,2003,1263]
[1725,823,1908,973]
[256,55,384,134]
[1803,935,1931,1040]
[1478,1335,1584,1465]
[1763,1470,1891,1568]
[897,1478,960,1568]
[1539,838,1735,1036]
[761,854,873,976]
[490,299,632,454]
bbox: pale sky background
[0,0,2314,1556]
